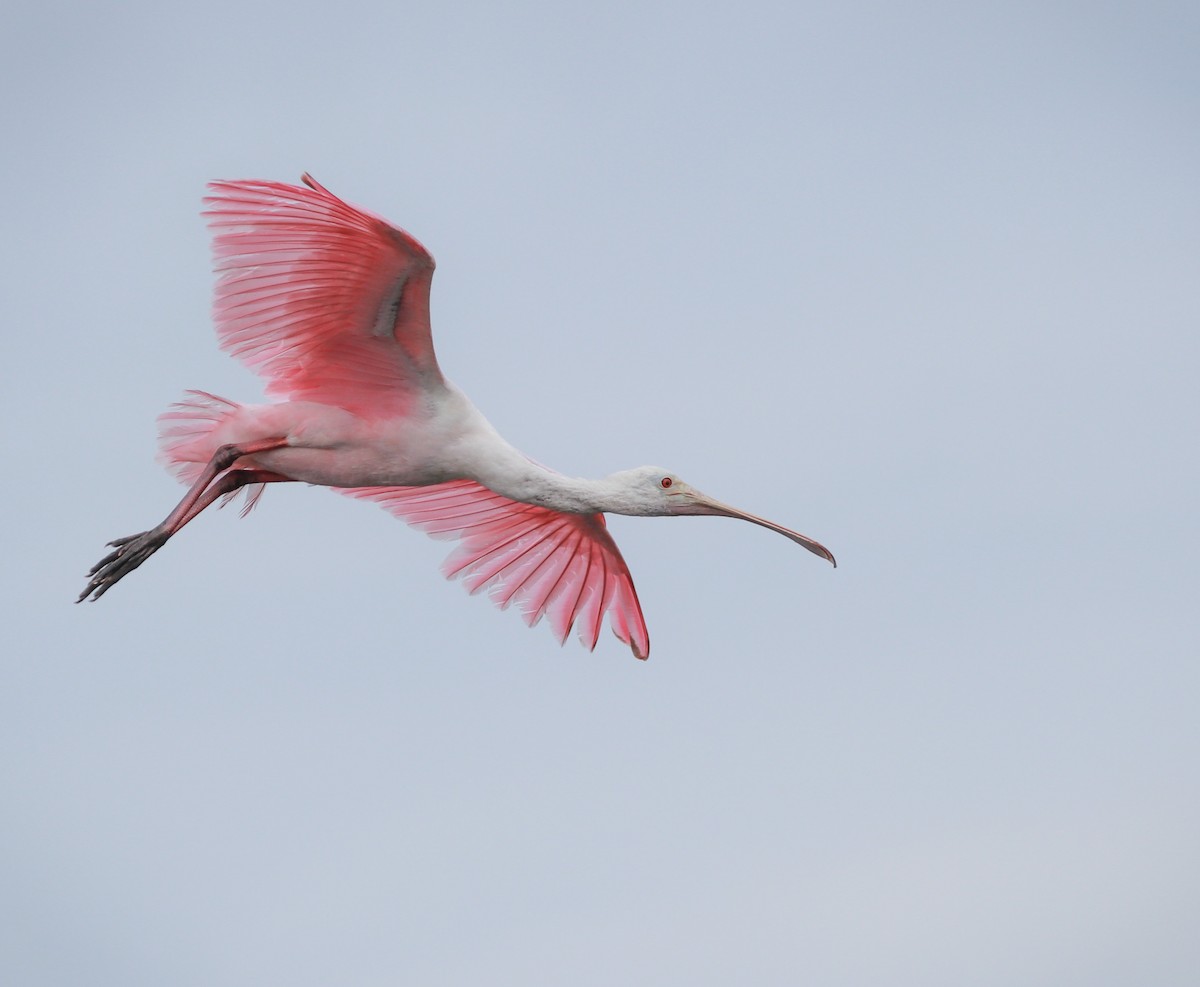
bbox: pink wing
[340,480,651,660]
[203,175,439,418]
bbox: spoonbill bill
[78,175,834,659]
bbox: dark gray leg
[77,439,290,603]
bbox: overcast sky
[3,2,1198,985]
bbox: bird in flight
[78,175,834,658]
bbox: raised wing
[203,175,439,418]
[340,480,651,660]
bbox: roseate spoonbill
[78,175,834,658]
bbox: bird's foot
[77,527,170,602]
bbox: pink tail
[156,390,266,515]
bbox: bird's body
[80,175,834,659]
[188,388,488,491]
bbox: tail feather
[156,390,266,515]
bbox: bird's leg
[77,438,290,603]
[85,467,292,585]
[172,468,292,528]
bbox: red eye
[660,477,673,488]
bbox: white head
[604,466,836,566]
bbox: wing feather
[203,175,439,417]
[339,481,651,659]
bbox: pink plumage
[205,175,439,418]
[343,482,650,659]
[80,175,835,659]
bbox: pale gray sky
[3,2,1198,985]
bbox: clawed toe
[77,528,169,602]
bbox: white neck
[472,449,622,514]
[443,387,646,515]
